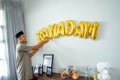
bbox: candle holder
[61,68,67,79]
[67,65,73,77]
[72,70,79,80]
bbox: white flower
[104,62,110,69]
[102,69,108,75]
[97,61,110,72]
[97,61,111,80]
[97,73,102,80]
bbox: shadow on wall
[52,54,61,73]
[97,22,108,41]
[110,67,120,80]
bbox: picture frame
[43,54,54,76]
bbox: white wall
[23,0,120,80]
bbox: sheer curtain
[1,0,25,80]
[0,11,7,80]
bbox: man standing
[15,31,49,80]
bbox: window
[0,10,7,79]
[0,25,3,42]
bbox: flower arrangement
[97,61,111,80]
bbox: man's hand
[32,38,50,50]
[31,38,50,56]
[43,38,50,43]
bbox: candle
[93,73,97,80]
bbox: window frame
[0,25,4,43]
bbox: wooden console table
[35,73,93,80]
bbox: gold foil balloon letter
[36,20,99,42]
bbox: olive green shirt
[16,42,33,80]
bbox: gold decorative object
[93,73,97,80]
[72,71,79,80]
[68,67,73,77]
[67,65,73,77]
[36,20,99,42]
[61,68,67,79]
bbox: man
[15,31,49,80]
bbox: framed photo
[38,64,43,75]
[46,66,52,76]
[43,54,54,76]
[33,64,42,74]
